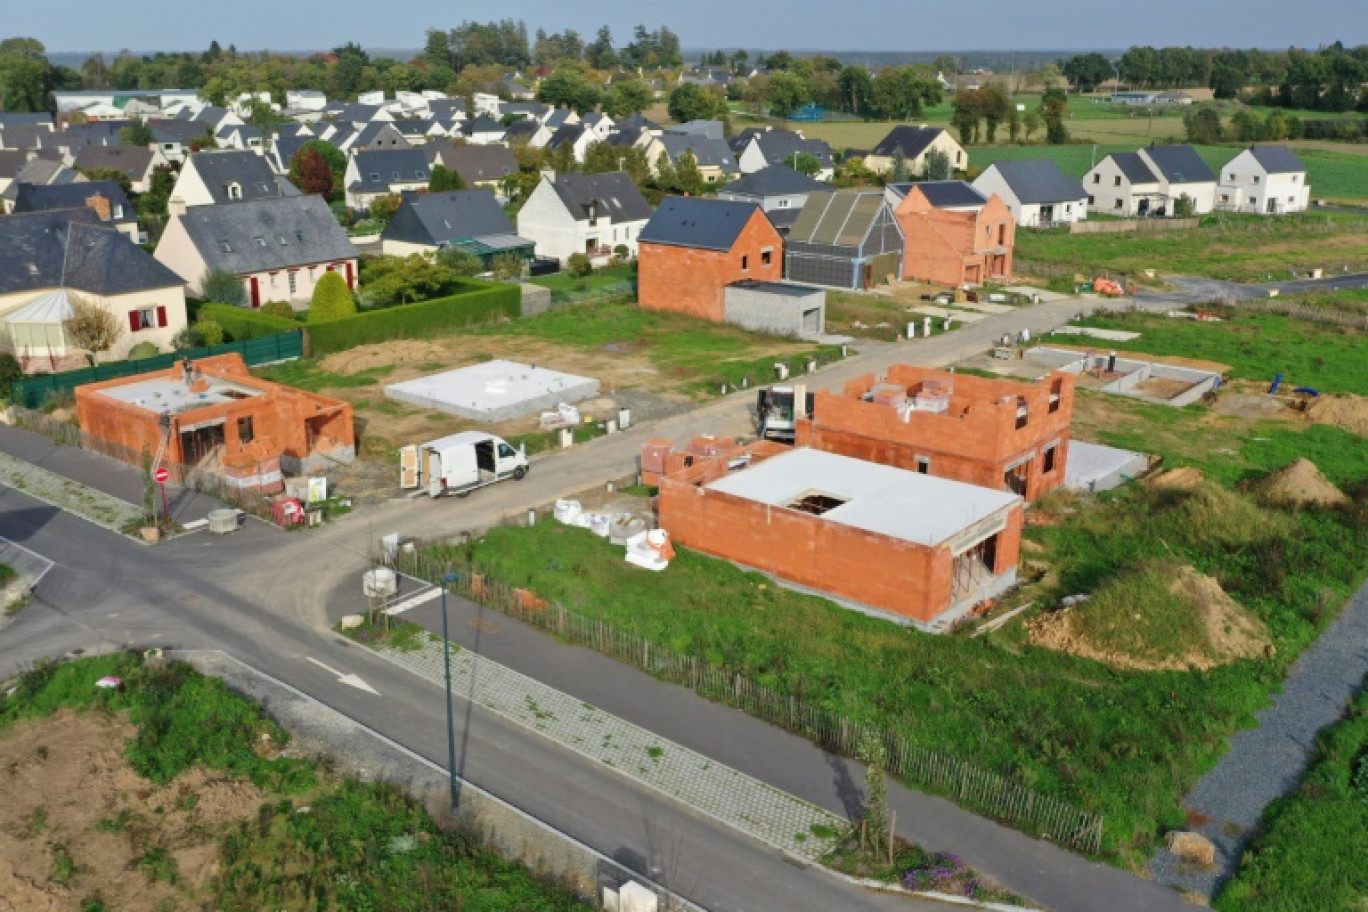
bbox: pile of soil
[319,339,453,375]
[1027,565,1272,672]
[1150,466,1205,490]
[1254,458,1350,508]
[1306,393,1368,437]
[0,710,267,911]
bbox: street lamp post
[439,571,461,809]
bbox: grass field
[1015,213,1368,282]
[1213,675,1368,911]
[526,263,636,296]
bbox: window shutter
[156,306,168,328]
[128,311,140,332]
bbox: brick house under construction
[75,354,354,493]
[796,365,1074,502]
[656,440,1023,630]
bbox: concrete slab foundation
[385,360,600,422]
[1065,440,1149,493]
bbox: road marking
[0,536,55,589]
[305,656,380,695]
[383,587,442,616]
[182,518,208,531]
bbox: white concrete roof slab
[705,448,1020,546]
[385,359,599,422]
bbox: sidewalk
[369,635,848,861]
[0,448,143,532]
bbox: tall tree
[668,83,727,122]
[428,164,466,193]
[585,26,618,70]
[605,79,654,117]
[0,37,51,112]
[118,117,154,146]
[1061,53,1113,93]
[289,145,335,197]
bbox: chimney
[85,192,111,221]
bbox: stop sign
[153,466,170,484]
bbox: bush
[306,281,520,354]
[566,252,592,277]
[260,300,297,321]
[197,304,297,341]
[310,271,357,322]
[0,352,24,400]
[196,318,225,347]
[126,341,160,361]
[202,269,247,307]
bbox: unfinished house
[796,365,1075,502]
[657,441,1023,630]
[75,354,354,493]
[784,189,903,290]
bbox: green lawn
[526,263,637,296]
[1215,678,1368,911]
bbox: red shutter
[156,306,167,328]
[344,261,355,289]
[128,311,140,332]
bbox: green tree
[1039,87,1070,144]
[490,252,524,281]
[428,164,467,193]
[837,65,874,117]
[667,82,727,122]
[764,71,809,118]
[436,247,485,276]
[119,117,154,146]
[565,252,592,277]
[1183,105,1225,144]
[889,148,909,182]
[288,145,334,197]
[537,67,602,114]
[294,140,345,197]
[202,269,247,307]
[309,270,357,320]
[859,734,890,850]
[196,318,225,347]
[789,151,822,177]
[1062,53,1114,93]
[359,254,456,306]
[605,79,654,117]
[260,300,297,320]
[585,26,618,70]
[922,148,951,181]
[0,38,51,112]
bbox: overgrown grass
[254,360,395,392]
[527,263,636,295]
[1069,309,1368,394]
[1017,213,1368,282]
[0,654,592,911]
[824,832,1026,905]
[1214,677,1368,911]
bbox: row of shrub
[305,280,520,355]
[197,304,299,341]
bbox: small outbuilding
[784,189,903,290]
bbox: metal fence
[10,408,278,522]
[9,330,304,409]
[392,549,1106,856]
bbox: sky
[10,0,1365,55]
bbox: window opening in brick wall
[785,491,848,515]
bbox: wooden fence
[393,549,1106,856]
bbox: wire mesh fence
[392,548,1105,855]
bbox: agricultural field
[424,309,1368,866]
[1214,677,1368,911]
[1014,213,1368,282]
[0,654,590,912]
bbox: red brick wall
[637,209,783,322]
[797,366,1074,501]
[895,189,1016,285]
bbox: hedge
[198,303,299,341]
[306,280,520,355]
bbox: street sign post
[153,465,170,525]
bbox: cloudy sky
[12,0,1364,53]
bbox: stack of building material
[640,438,673,486]
[870,383,907,408]
[912,378,952,413]
[685,435,740,458]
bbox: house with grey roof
[503,118,552,148]
[1139,145,1217,213]
[1217,145,1309,214]
[343,148,430,209]
[656,134,739,185]
[424,143,518,193]
[147,118,214,163]
[545,123,596,163]
[718,164,827,235]
[154,195,357,307]
[1,158,86,212]
[1083,151,1165,217]
[169,150,300,217]
[0,149,26,199]
[729,128,834,180]
[864,125,966,177]
[786,189,903,289]
[381,189,534,267]
[666,120,725,141]
[72,145,169,193]
[972,160,1088,227]
[461,114,507,145]
[340,122,412,153]
[0,209,188,370]
[517,171,652,264]
[12,180,139,241]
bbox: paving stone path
[0,450,143,532]
[372,635,847,860]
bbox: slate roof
[149,119,211,145]
[0,209,183,297]
[1142,145,1216,184]
[603,127,647,149]
[503,102,550,120]
[351,122,411,149]
[1247,145,1306,175]
[462,114,505,136]
[719,164,826,198]
[0,124,50,150]
[188,150,299,205]
[12,180,137,224]
[731,129,834,169]
[348,148,429,194]
[503,119,543,141]
[429,143,517,183]
[871,125,947,159]
[546,123,588,151]
[270,135,311,172]
[658,134,737,170]
[382,189,516,246]
[982,160,1087,204]
[788,190,891,247]
[0,112,54,128]
[427,99,467,120]
[639,196,762,251]
[72,145,155,179]
[666,120,724,140]
[543,109,573,129]
[1111,151,1160,184]
[614,114,659,133]
[546,172,652,223]
[172,195,355,274]
[905,180,988,208]
[0,149,26,179]
[1,160,84,201]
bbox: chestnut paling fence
[393,548,1106,856]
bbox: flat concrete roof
[1065,440,1148,492]
[97,374,263,415]
[385,359,599,422]
[727,280,823,297]
[705,447,1020,546]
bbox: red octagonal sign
[153,466,170,484]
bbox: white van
[399,432,529,497]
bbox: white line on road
[305,656,380,695]
[383,587,442,616]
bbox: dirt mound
[1027,564,1272,672]
[1255,458,1350,509]
[1306,394,1368,437]
[0,709,267,912]
[1150,466,1204,490]
[319,339,452,375]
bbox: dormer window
[226,182,242,200]
[218,240,232,253]
[255,236,267,247]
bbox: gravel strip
[0,450,143,532]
